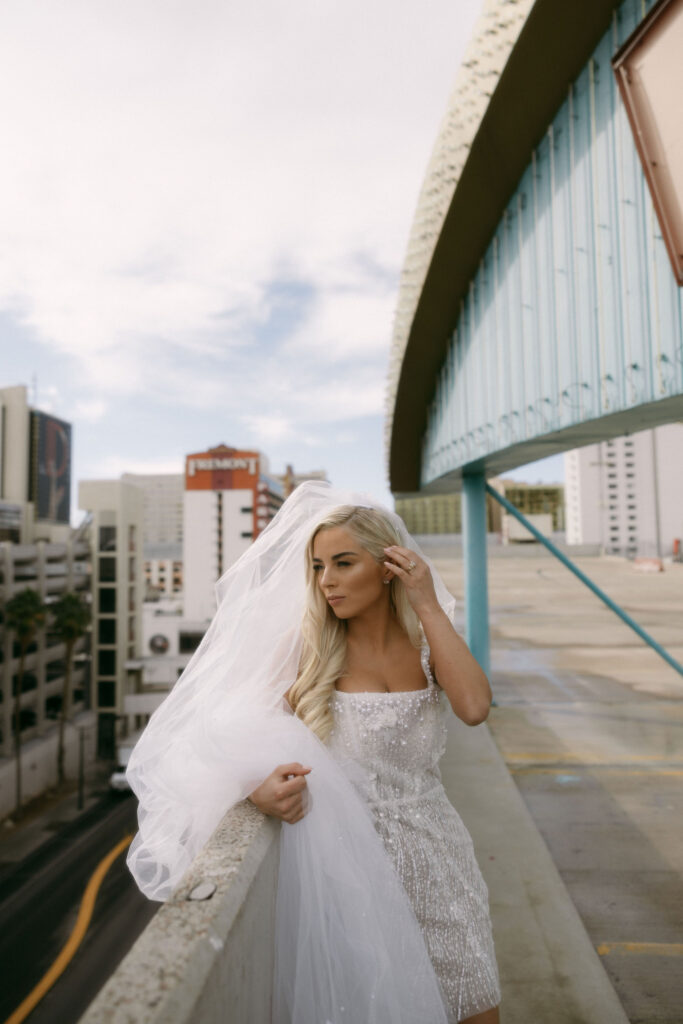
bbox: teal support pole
[462,472,490,678]
[486,484,683,679]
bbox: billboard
[29,411,72,523]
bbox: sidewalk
[444,714,630,1024]
[0,764,115,871]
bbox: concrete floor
[432,548,683,1024]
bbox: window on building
[98,588,116,614]
[99,557,117,582]
[98,650,117,676]
[98,681,116,707]
[241,531,254,538]
[99,526,117,552]
[129,525,136,552]
[179,631,204,653]
[98,619,116,644]
[240,506,253,514]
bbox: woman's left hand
[383,546,439,616]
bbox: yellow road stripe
[597,941,683,957]
[4,833,133,1024]
[503,752,682,763]
[511,766,683,776]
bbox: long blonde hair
[288,505,422,741]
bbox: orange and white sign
[185,446,260,492]
[185,445,263,538]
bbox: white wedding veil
[126,480,456,1022]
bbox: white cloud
[0,0,484,487]
[73,399,108,422]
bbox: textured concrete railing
[79,802,280,1024]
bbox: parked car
[109,731,144,791]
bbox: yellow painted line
[503,752,680,763]
[4,833,133,1024]
[511,766,683,777]
[597,941,683,957]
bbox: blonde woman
[127,483,500,1023]
[250,505,500,1024]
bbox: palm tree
[51,592,91,785]
[5,588,47,816]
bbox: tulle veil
[126,480,454,1022]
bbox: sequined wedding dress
[327,646,501,1023]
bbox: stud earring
[383,578,390,585]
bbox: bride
[127,482,501,1023]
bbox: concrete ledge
[82,717,630,1024]
[79,801,280,1024]
[442,715,629,1024]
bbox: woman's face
[312,526,388,620]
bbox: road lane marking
[4,833,133,1024]
[502,752,683,763]
[597,941,683,957]
[510,766,683,776]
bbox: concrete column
[462,472,490,678]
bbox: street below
[0,791,157,1024]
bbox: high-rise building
[122,472,184,600]
[276,465,329,498]
[78,480,144,757]
[1,384,73,544]
[564,424,683,557]
[183,445,284,621]
[0,384,95,814]
[121,472,184,548]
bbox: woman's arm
[420,603,492,725]
[248,762,311,823]
[383,545,492,726]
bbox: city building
[183,445,284,621]
[0,384,94,816]
[276,465,329,498]
[0,538,92,818]
[394,482,563,537]
[78,480,144,757]
[394,493,462,536]
[121,472,184,600]
[564,424,683,557]
[122,451,324,728]
[1,384,73,545]
[496,484,564,532]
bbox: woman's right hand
[248,762,312,824]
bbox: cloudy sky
[0,0,562,518]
